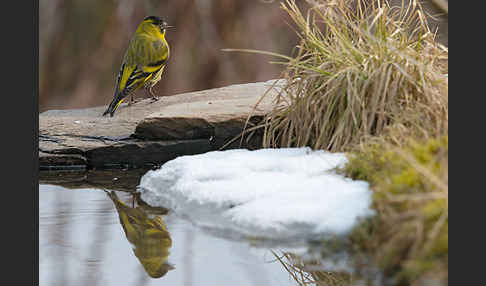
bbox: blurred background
[39,0,447,112]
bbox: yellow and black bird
[103,16,172,117]
[105,190,174,278]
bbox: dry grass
[229,0,448,151]
[272,251,353,286]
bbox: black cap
[143,16,165,25]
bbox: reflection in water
[182,226,194,286]
[40,183,353,286]
[271,250,386,286]
[105,190,174,278]
[273,252,353,286]
[49,187,71,286]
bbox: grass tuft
[225,1,448,284]
[272,251,353,286]
[246,0,448,151]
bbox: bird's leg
[131,193,135,208]
[148,86,159,101]
[128,95,141,105]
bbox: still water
[39,184,307,286]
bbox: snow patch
[139,148,374,240]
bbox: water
[39,184,303,286]
[39,168,383,286]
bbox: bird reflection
[105,190,174,278]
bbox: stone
[39,79,285,169]
[39,169,149,192]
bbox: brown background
[39,0,447,112]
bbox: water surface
[39,167,382,286]
[39,184,303,286]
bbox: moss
[344,136,448,285]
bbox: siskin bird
[102,16,172,117]
[105,190,174,278]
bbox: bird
[102,16,172,117]
[105,190,174,278]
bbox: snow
[138,147,374,240]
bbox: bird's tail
[102,94,124,117]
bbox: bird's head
[143,16,173,34]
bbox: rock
[39,79,284,169]
[39,169,149,192]
[134,81,276,140]
[39,151,87,169]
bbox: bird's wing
[132,34,169,73]
[115,35,169,96]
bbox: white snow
[139,147,374,240]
